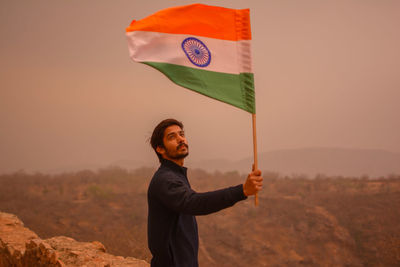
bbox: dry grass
[1,168,399,266]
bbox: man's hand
[243,168,263,197]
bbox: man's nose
[177,135,185,143]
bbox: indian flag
[126,4,255,113]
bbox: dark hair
[150,118,184,162]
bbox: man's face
[157,125,189,161]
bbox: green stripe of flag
[143,62,255,113]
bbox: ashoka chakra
[181,37,211,67]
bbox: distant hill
[189,147,400,177]
[39,147,400,178]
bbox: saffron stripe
[126,4,251,41]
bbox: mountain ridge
[189,147,400,177]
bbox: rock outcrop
[0,212,149,267]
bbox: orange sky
[1,0,399,173]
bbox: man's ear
[156,146,165,155]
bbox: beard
[165,143,189,160]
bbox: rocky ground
[0,212,149,267]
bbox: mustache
[177,143,188,149]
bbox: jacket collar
[160,158,187,176]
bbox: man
[148,118,263,267]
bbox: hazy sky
[1,0,399,173]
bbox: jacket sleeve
[152,171,247,215]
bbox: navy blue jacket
[147,159,247,267]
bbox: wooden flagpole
[252,113,259,206]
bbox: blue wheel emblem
[181,37,211,67]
